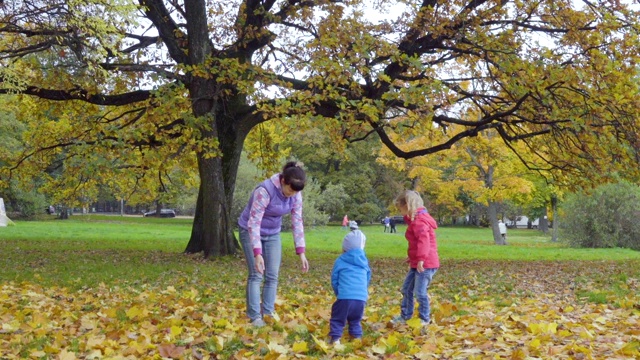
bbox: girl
[391,190,439,326]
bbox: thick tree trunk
[182,94,249,257]
[184,141,244,257]
[185,155,236,257]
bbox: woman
[238,161,310,327]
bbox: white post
[0,197,9,226]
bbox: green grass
[0,216,639,290]
[1,215,192,251]
[293,223,640,261]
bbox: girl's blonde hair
[394,190,424,221]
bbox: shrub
[560,182,640,250]
[316,182,349,221]
[233,157,328,230]
[281,177,329,229]
[2,180,48,219]
[352,202,385,225]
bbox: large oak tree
[1,0,640,257]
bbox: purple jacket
[238,174,305,255]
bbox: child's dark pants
[328,299,366,341]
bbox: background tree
[0,99,48,217]
[381,127,536,244]
[560,181,640,250]
[232,152,328,230]
[282,127,408,222]
[518,177,565,241]
[315,183,350,221]
[2,0,640,257]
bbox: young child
[391,190,440,326]
[328,221,371,344]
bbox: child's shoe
[250,318,266,327]
[390,316,407,325]
[329,337,341,345]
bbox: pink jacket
[404,208,440,269]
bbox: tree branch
[0,83,151,105]
[138,0,189,64]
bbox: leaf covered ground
[1,253,639,359]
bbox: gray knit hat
[348,220,359,229]
[342,230,366,252]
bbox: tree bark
[482,163,506,245]
[550,195,559,242]
[154,202,162,217]
[186,154,236,257]
[488,200,506,245]
[540,207,549,233]
[182,87,248,257]
[184,138,243,257]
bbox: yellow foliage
[617,341,640,357]
[125,306,143,320]
[0,258,637,359]
[291,341,308,353]
[527,322,558,335]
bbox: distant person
[328,220,371,345]
[498,220,507,244]
[342,214,349,230]
[0,197,10,227]
[389,217,397,233]
[391,190,439,327]
[238,161,310,327]
[383,216,390,232]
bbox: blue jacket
[331,249,371,301]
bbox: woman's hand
[417,260,425,273]
[254,254,265,274]
[299,253,309,273]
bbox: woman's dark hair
[281,161,306,191]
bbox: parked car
[391,215,407,224]
[143,209,176,218]
[380,215,407,224]
[508,216,539,229]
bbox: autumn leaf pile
[1,255,639,359]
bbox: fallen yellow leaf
[528,338,541,349]
[311,335,329,354]
[126,306,142,320]
[617,341,639,356]
[292,341,308,353]
[168,326,181,338]
[59,349,77,360]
